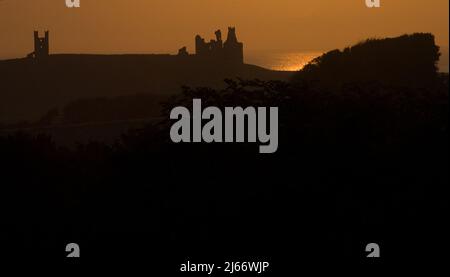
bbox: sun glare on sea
[270,52,323,71]
[246,51,323,72]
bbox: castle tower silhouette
[223,27,244,64]
[195,27,244,64]
[28,31,49,59]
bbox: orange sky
[0,0,448,58]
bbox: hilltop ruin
[190,27,244,64]
[25,27,244,65]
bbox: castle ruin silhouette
[27,31,49,59]
[27,27,244,64]
[192,27,244,64]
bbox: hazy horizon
[0,0,448,59]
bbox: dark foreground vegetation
[0,33,448,269]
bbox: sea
[246,48,450,73]
[1,48,449,72]
[245,50,324,72]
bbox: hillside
[0,54,292,123]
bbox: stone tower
[33,31,49,59]
[194,27,244,64]
[223,27,244,64]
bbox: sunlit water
[246,49,449,73]
[1,49,448,73]
[246,50,323,72]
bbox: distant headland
[0,30,447,148]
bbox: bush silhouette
[293,33,441,88]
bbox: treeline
[293,33,441,88]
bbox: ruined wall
[195,27,243,64]
[33,31,49,59]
